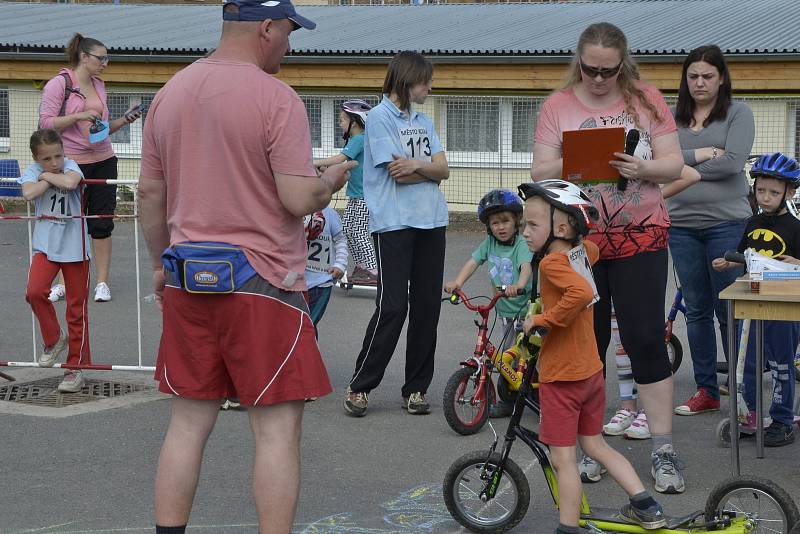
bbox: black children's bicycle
[442,333,800,533]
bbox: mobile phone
[125,104,147,120]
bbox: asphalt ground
[1,220,798,533]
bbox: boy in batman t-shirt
[712,152,800,447]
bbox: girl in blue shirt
[314,100,377,285]
[344,52,450,417]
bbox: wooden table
[719,280,800,475]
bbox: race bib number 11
[43,187,70,225]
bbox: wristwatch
[712,147,718,159]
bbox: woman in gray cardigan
[667,45,754,416]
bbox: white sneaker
[94,282,111,302]
[578,454,606,483]
[603,408,636,436]
[624,411,651,440]
[48,284,66,302]
[58,370,85,393]
[39,332,68,368]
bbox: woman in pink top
[39,33,142,303]
[531,22,687,498]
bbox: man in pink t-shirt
[138,1,355,532]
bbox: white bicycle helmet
[518,179,599,237]
[341,99,372,140]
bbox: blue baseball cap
[222,0,316,30]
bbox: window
[445,99,499,153]
[302,97,322,149]
[299,95,379,158]
[795,104,799,160]
[107,92,154,157]
[0,88,9,151]
[440,96,542,168]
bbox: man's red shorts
[155,275,332,406]
[539,371,605,446]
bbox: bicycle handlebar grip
[723,251,746,264]
[498,286,527,296]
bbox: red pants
[25,253,91,366]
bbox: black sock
[630,491,658,510]
[556,524,580,534]
[155,526,186,534]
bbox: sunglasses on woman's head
[579,60,622,79]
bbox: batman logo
[747,228,786,257]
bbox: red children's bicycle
[441,288,540,436]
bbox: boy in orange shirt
[519,180,666,534]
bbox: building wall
[2,61,799,210]
[4,59,800,93]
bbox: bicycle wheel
[496,375,518,404]
[666,334,683,373]
[443,367,493,435]
[704,476,800,533]
[443,451,530,533]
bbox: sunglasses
[580,60,622,79]
[85,51,110,64]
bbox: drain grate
[0,376,153,408]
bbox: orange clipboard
[561,127,625,184]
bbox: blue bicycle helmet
[750,152,800,186]
[477,189,523,225]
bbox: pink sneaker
[674,389,720,416]
[740,410,757,432]
[623,410,651,440]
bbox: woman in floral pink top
[531,22,687,497]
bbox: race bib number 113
[399,126,432,162]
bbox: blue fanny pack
[161,241,257,294]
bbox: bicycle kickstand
[583,521,603,534]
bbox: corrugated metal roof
[0,0,798,58]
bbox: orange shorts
[155,275,332,406]
[539,371,605,447]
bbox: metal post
[755,320,764,458]
[133,186,143,368]
[727,300,740,475]
[27,200,36,363]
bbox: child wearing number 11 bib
[19,129,92,393]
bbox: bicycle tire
[496,375,518,404]
[443,450,530,533]
[666,335,683,373]
[443,367,493,435]
[704,476,800,532]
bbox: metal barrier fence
[0,175,152,372]
[1,87,798,208]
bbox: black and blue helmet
[750,152,800,186]
[477,189,523,225]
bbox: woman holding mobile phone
[39,33,142,303]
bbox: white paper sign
[398,126,432,162]
[567,244,599,306]
[42,186,70,225]
[306,234,331,274]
